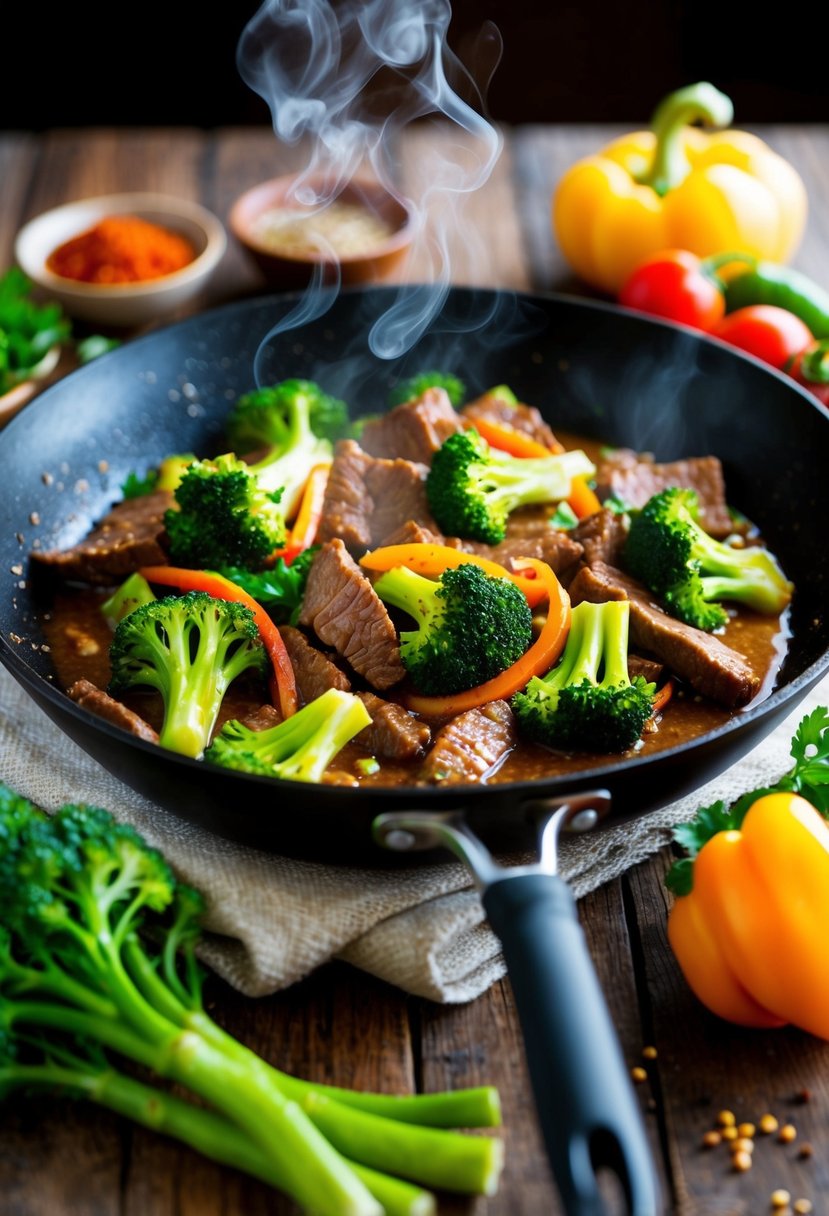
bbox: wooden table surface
[2,122,829,1216]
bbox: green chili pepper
[724,260,829,338]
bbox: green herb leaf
[665,857,694,896]
[121,469,160,499]
[220,547,318,625]
[0,268,71,393]
[550,501,579,530]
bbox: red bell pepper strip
[403,557,571,717]
[139,565,298,719]
[359,542,548,609]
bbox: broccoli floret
[388,371,466,408]
[512,600,655,753]
[426,428,596,544]
[220,545,318,626]
[624,487,794,632]
[373,563,533,696]
[205,687,371,781]
[108,591,266,759]
[226,378,349,518]
[163,453,287,570]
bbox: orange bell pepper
[667,791,829,1038]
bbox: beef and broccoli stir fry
[30,373,794,788]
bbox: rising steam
[236,0,503,363]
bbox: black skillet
[1,285,828,1216]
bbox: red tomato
[618,250,726,330]
[788,339,829,408]
[712,305,813,370]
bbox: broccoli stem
[125,938,502,1129]
[2,1063,433,1216]
[482,449,594,510]
[371,566,440,634]
[302,1091,505,1196]
[7,998,380,1216]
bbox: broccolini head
[426,429,595,544]
[226,378,351,452]
[205,688,371,783]
[624,486,793,632]
[388,371,466,408]
[0,791,176,961]
[108,592,266,759]
[512,600,655,753]
[164,453,286,571]
[373,562,533,696]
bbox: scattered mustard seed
[797,1143,813,1161]
[717,1110,737,1127]
[738,1122,756,1139]
[630,1066,648,1084]
[722,1126,739,1142]
[733,1138,754,1155]
[778,1124,797,1144]
[702,1131,721,1149]
[771,1190,792,1209]
[793,1200,812,1215]
[732,1150,752,1172]
[642,1045,658,1060]
[760,1114,780,1135]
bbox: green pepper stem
[800,339,829,385]
[639,82,734,196]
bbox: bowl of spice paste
[14,193,227,329]
[229,174,414,289]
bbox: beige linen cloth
[1,662,827,1004]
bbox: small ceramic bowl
[229,174,415,290]
[14,193,227,329]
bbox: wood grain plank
[0,133,38,267]
[628,849,828,1216]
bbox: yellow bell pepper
[667,792,829,1039]
[553,82,808,295]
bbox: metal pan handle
[482,870,660,1216]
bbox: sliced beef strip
[358,388,464,464]
[461,392,560,450]
[31,491,172,585]
[299,539,405,690]
[627,655,666,685]
[278,624,352,705]
[567,561,761,708]
[355,692,431,760]
[419,699,516,785]
[376,519,445,548]
[316,440,439,552]
[571,508,628,568]
[444,527,584,576]
[67,679,159,743]
[595,451,733,538]
[239,704,283,731]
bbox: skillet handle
[482,872,661,1216]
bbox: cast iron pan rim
[2,283,826,817]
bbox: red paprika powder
[46,215,196,284]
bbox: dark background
[3,1,828,130]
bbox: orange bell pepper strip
[465,415,565,457]
[359,542,548,610]
[270,463,328,565]
[463,416,600,519]
[667,792,829,1037]
[138,565,298,719]
[404,557,571,717]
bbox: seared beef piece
[444,526,584,576]
[627,655,666,685]
[596,451,733,538]
[376,519,445,548]
[316,440,439,552]
[240,704,283,731]
[358,388,463,464]
[67,679,159,743]
[355,692,431,760]
[32,491,172,585]
[419,700,516,785]
[571,508,628,567]
[278,624,352,705]
[299,539,405,690]
[461,391,560,450]
[567,561,761,708]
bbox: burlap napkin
[2,662,827,1003]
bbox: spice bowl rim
[14,192,227,308]
[228,172,416,283]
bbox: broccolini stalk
[205,688,371,781]
[108,592,266,759]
